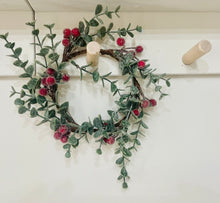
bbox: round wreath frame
[0,4,170,189]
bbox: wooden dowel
[182,40,212,65]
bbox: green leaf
[36,119,48,126]
[166,80,171,87]
[68,136,78,145]
[115,5,120,13]
[122,147,132,157]
[121,167,128,176]
[105,11,112,19]
[130,131,138,135]
[37,95,46,105]
[99,26,106,38]
[107,33,115,41]
[58,62,67,71]
[21,60,28,68]
[107,23,113,32]
[136,25,142,32]
[48,53,59,61]
[96,148,102,155]
[57,102,69,114]
[95,4,103,15]
[63,144,71,149]
[111,82,117,92]
[127,31,134,38]
[18,106,27,114]
[13,60,22,67]
[20,90,26,98]
[14,47,22,57]
[65,151,71,158]
[85,26,90,35]
[141,121,148,129]
[116,157,124,165]
[50,118,60,131]
[0,32,9,40]
[44,23,55,29]
[30,107,38,118]
[117,175,123,180]
[79,21,85,33]
[92,71,99,82]
[40,48,49,56]
[135,139,141,145]
[122,182,128,189]
[14,98,25,105]
[27,78,39,90]
[48,109,56,118]
[93,129,103,138]
[155,86,162,92]
[93,117,102,129]
[89,19,99,27]
[26,22,35,27]
[26,65,34,76]
[19,73,31,78]
[32,29,39,36]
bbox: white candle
[86,41,100,67]
[182,40,212,65]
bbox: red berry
[107,136,115,144]
[39,88,47,96]
[133,109,140,117]
[103,138,108,143]
[142,100,150,108]
[58,125,69,135]
[136,45,143,53]
[41,77,47,86]
[62,38,69,47]
[116,37,125,46]
[46,76,56,86]
[54,131,62,140]
[104,122,108,126]
[62,74,70,82]
[61,135,68,143]
[71,28,80,37]
[138,60,145,69]
[46,68,55,76]
[150,99,157,107]
[63,28,71,38]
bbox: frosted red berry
[138,60,145,69]
[103,138,108,143]
[54,131,62,140]
[107,136,115,144]
[142,100,150,108]
[46,76,56,86]
[62,38,69,47]
[62,74,70,82]
[150,99,157,107]
[58,125,69,135]
[133,109,140,117]
[46,68,55,76]
[71,28,80,37]
[63,28,71,38]
[39,88,47,96]
[41,77,47,86]
[136,45,143,53]
[61,135,68,143]
[116,37,125,46]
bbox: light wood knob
[86,41,100,67]
[182,40,212,65]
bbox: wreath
[0,4,170,189]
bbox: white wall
[0,3,220,203]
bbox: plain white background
[0,1,220,202]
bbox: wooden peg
[182,40,212,65]
[86,41,100,67]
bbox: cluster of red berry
[62,28,80,47]
[132,99,157,117]
[54,125,70,143]
[39,68,70,96]
[116,37,146,70]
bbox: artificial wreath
[0,4,170,189]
